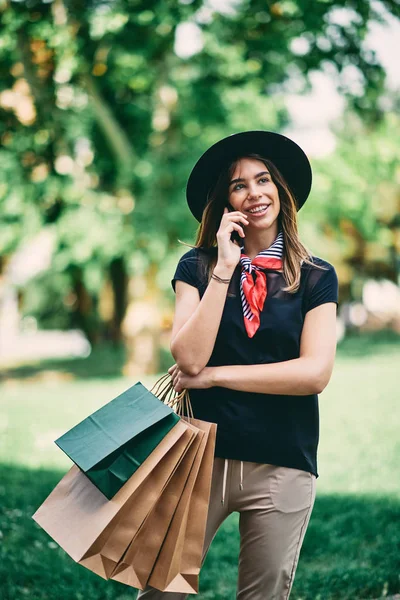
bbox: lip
[245,204,271,217]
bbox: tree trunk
[122,263,164,376]
[109,256,128,344]
[69,266,101,344]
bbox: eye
[233,183,245,191]
[259,177,269,183]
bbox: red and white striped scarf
[239,231,284,338]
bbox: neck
[243,223,280,260]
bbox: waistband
[221,458,244,506]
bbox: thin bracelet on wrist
[211,271,231,284]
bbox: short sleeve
[171,248,201,294]
[305,264,339,313]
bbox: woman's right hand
[215,207,249,274]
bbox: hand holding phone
[227,203,243,245]
[215,205,248,272]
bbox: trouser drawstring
[221,458,228,505]
[221,459,244,505]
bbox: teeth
[248,205,269,213]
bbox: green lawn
[1,331,400,599]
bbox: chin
[256,217,278,229]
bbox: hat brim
[186,130,312,222]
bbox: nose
[247,182,262,198]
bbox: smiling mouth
[246,204,271,216]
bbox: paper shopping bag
[33,420,195,578]
[148,416,217,594]
[110,421,205,589]
[55,381,180,499]
[80,421,202,578]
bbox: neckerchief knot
[239,230,284,338]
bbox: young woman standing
[138,130,339,599]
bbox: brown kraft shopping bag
[33,420,195,579]
[84,420,202,578]
[110,420,205,589]
[148,410,217,594]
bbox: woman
[139,130,339,599]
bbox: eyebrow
[229,171,270,187]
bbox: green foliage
[1,0,399,331]
[1,334,400,598]
[308,111,400,277]
[315,112,400,235]
[1,466,399,599]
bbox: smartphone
[227,203,242,245]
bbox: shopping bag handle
[170,388,194,420]
[151,373,174,402]
[150,374,194,419]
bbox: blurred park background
[0,0,400,598]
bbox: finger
[225,210,249,219]
[168,364,177,375]
[174,376,183,393]
[174,371,182,388]
[225,213,249,226]
[227,222,245,238]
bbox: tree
[1,0,399,364]
[301,108,400,302]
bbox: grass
[0,466,399,600]
[1,330,400,599]
[0,341,127,382]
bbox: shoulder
[176,246,201,264]
[302,255,336,273]
[172,248,201,283]
[172,246,214,294]
[301,256,338,286]
[175,246,215,267]
[301,255,339,310]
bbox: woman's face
[228,157,280,230]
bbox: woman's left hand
[168,364,214,393]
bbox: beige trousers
[137,457,316,600]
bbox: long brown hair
[180,153,327,294]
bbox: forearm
[170,265,233,375]
[211,357,323,395]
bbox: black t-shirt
[171,246,339,477]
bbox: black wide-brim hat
[186,130,312,222]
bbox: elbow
[313,368,332,395]
[170,342,203,377]
[301,356,333,395]
[181,364,203,377]
[175,361,203,377]
[313,381,324,395]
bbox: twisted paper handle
[150,373,194,419]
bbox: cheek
[269,183,279,197]
[270,198,280,218]
[270,187,280,207]
[228,192,243,208]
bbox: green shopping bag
[55,380,179,499]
